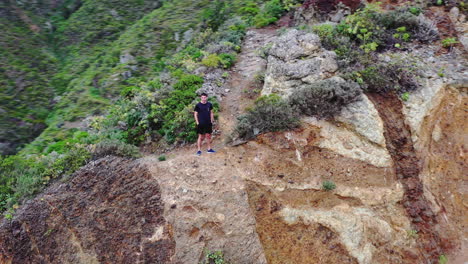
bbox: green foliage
[409,7,421,16]
[235,94,299,140]
[202,54,221,67]
[121,86,142,98]
[1,0,300,214]
[315,3,438,55]
[0,144,90,212]
[254,71,266,83]
[401,92,410,102]
[202,250,227,264]
[4,211,13,221]
[438,68,445,77]
[441,37,459,48]
[253,0,284,27]
[288,78,361,119]
[0,14,56,154]
[353,58,419,94]
[250,0,301,28]
[158,155,166,161]
[322,181,336,191]
[407,229,418,239]
[0,193,12,213]
[338,3,384,52]
[218,53,237,68]
[438,254,448,264]
[91,139,141,159]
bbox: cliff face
[0,157,175,263]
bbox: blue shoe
[196,150,202,156]
[207,149,216,154]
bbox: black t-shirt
[194,102,213,125]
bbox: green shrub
[338,3,384,52]
[158,155,166,161]
[202,0,228,31]
[0,144,90,211]
[288,78,361,119]
[438,254,448,264]
[202,250,227,264]
[202,54,221,67]
[357,61,419,94]
[0,193,12,213]
[253,0,287,28]
[121,86,142,98]
[409,7,421,16]
[219,53,236,68]
[377,9,438,44]
[441,37,459,48]
[401,92,410,102]
[234,94,299,140]
[322,181,336,191]
[92,139,141,159]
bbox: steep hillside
[1,0,298,211]
[0,1,58,154]
[0,0,162,154]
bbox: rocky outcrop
[262,29,338,97]
[142,153,267,264]
[0,157,175,263]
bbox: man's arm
[210,109,214,124]
[194,111,199,125]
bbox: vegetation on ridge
[233,3,435,141]
[0,0,302,214]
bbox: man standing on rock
[194,93,215,156]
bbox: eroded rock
[0,157,175,264]
[262,29,338,98]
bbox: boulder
[262,29,338,98]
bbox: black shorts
[197,123,212,134]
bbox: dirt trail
[218,27,279,138]
[368,92,446,264]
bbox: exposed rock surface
[142,153,267,264]
[0,157,175,264]
[262,29,338,98]
[218,27,279,133]
[336,94,387,147]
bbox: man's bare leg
[205,133,212,150]
[197,134,205,151]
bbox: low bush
[322,180,336,191]
[201,54,221,68]
[288,78,361,119]
[218,53,236,68]
[413,15,439,43]
[91,139,141,159]
[354,60,419,94]
[202,250,227,264]
[0,144,90,212]
[441,37,459,48]
[252,0,300,28]
[377,8,439,44]
[234,94,299,140]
